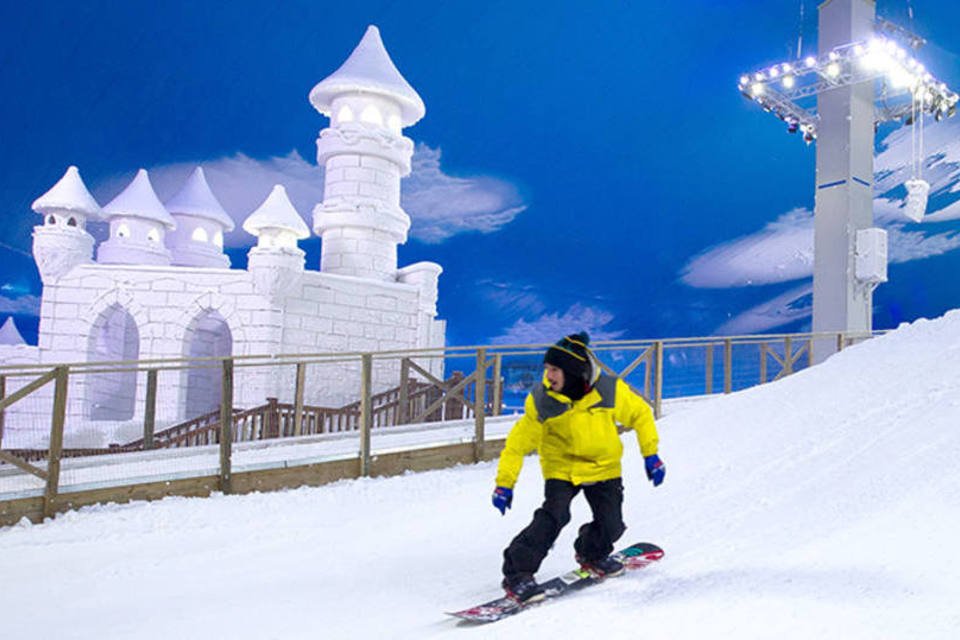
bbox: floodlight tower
[738,0,958,362]
[814,0,875,362]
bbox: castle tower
[164,167,234,268]
[98,169,177,265]
[309,25,425,282]
[31,165,101,283]
[243,184,309,301]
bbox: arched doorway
[183,310,233,419]
[87,304,140,420]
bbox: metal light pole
[738,0,958,362]
[812,0,876,361]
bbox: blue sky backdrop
[2,1,960,347]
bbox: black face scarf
[560,375,589,401]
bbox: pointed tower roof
[164,167,234,230]
[242,185,310,239]
[31,166,102,218]
[309,25,425,127]
[102,169,176,229]
[0,317,26,345]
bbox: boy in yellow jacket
[492,332,664,603]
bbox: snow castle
[0,26,445,446]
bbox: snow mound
[1,312,960,639]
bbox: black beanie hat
[544,332,592,397]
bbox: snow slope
[2,312,960,639]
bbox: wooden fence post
[293,363,306,437]
[360,354,373,477]
[759,343,768,384]
[784,336,794,376]
[653,341,663,419]
[474,348,487,462]
[398,358,410,425]
[43,366,69,519]
[724,339,733,394]
[492,353,503,417]
[219,358,234,495]
[704,344,714,395]
[0,374,5,445]
[265,397,280,439]
[143,369,158,450]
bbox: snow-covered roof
[164,167,234,231]
[102,169,176,229]
[31,166,102,218]
[309,25,425,127]
[0,317,26,345]
[242,185,310,239]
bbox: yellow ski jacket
[495,373,659,488]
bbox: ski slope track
[3,312,960,639]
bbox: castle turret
[31,165,101,283]
[243,185,309,301]
[98,169,176,265]
[164,167,234,268]
[309,25,424,282]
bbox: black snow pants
[502,477,625,580]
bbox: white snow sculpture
[164,167,234,268]
[31,165,101,282]
[309,25,424,282]
[243,184,309,301]
[98,169,176,265]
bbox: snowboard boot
[577,554,626,578]
[501,573,546,604]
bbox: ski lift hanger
[737,20,958,144]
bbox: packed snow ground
[3,312,960,639]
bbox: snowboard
[447,541,664,624]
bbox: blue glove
[645,454,665,487]
[492,486,513,515]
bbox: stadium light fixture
[738,27,958,143]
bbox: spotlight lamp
[737,27,958,143]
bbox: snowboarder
[492,332,665,603]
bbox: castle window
[191,226,209,243]
[147,228,160,243]
[67,217,78,227]
[337,105,355,123]
[387,114,402,133]
[47,215,56,225]
[116,223,130,239]
[213,231,224,247]
[360,104,383,126]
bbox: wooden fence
[0,330,879,524]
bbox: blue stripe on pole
[818,179,847,189]
[852,177,871,187]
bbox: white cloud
[715,285,812,335]
[95,143,526,247]
[681,208,814,288]
[476,279,547,317]
[682,118,960,290]
[491,303,624,345]
[402,144,527,243]
[0,293,41,316]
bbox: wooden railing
[120,371,485,450]
[0,329,883,522]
